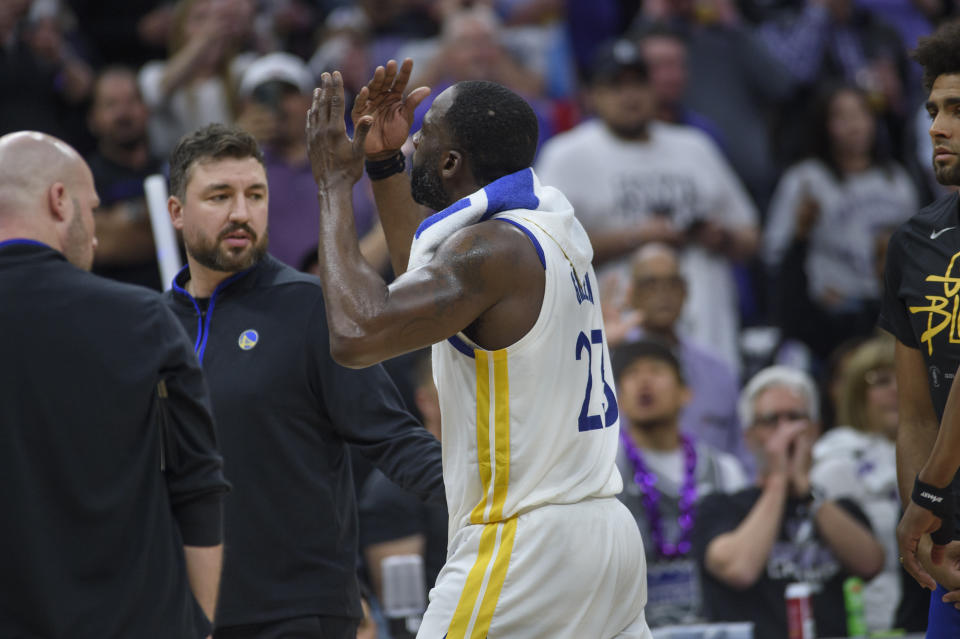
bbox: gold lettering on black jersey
[909,250,960,355]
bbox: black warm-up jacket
[0,240,229,639]
[165,254,445,627]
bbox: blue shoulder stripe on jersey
[496,218,545,269]
[415,198,471,239]
[479,168,539,222]
[447,335,476,358]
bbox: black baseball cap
[588,38,649,85]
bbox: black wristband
[912,475,953,519]
[914,476,957,544]
[365,152,405,181]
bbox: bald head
[0,131,99,269]
[630,242,686,332]
[0,131,88,214]
[632,242,681,277]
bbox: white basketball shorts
[417,496,652,639]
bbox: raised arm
[350,59,431,276]
[306,71,531,367]
[157,13,234,100]
[789,422,884,579]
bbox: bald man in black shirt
[0,130,229,638]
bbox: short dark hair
[612,337,686,384]
[443,81,538,186]
[913,20,960,92]
[168,123,264,200]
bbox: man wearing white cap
[237,53,383,270]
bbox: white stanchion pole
[143,174,181,291]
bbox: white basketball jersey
[433,187,623,537]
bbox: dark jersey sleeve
[878,228,919,348]
[156,301,231,546]
[307,296,445,505]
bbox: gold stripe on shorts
[446,518,518,639]
[469,518,517,638]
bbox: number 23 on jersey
[575,328,618,431]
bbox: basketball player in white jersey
[306,60,650,639]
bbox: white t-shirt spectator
[763,158,917,305]
[536,119,758,371]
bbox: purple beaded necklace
[620,429,698,558]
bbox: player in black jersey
[884,20,960,637]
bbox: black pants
[214,616,359,639]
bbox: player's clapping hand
[351,58,431,160]
[915,535,960,602]
[307,71,371,188]
[898,500,948,590]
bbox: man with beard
[535,38,758,373]
[162,123,444,639]
[306,62,651,638]
[0,131,229,638]
[887,21,960,637]
[86,66,162,289]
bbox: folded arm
[815,501,885,579]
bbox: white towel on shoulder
[408,168,547,271]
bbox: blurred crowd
[4,0,959,635]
